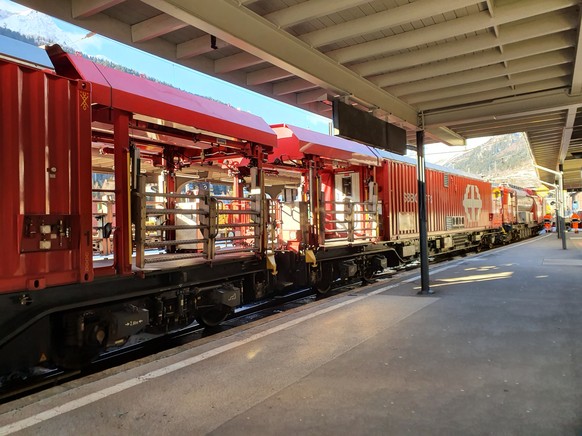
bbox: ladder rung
[219,210,260,215]
[146,209,208,215]
[144,252,205,263]
[145,239,205,247]
[215,247,259,255]
[217,223,259,229]
[215,235,259,242]
[147,225,206,231]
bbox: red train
[0,41,543,378]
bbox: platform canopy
[14,0,582,189]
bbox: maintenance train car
[0,43,280,374]
[0,42,542,379]
[267,125,543,292]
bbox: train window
[342,176,352,198]
[444,174,449,188]
[335,173,360,203]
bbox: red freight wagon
[425,168,493,235]
[493,185,544,240]
[376,151,494,244]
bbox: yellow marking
[80,91,89,111]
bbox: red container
[426,168,493,234]
[378,158,494,240]
[0,60,93,293]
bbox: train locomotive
[0,42,543,379]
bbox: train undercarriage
[0,218,541,384]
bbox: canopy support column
[416,130,433,294]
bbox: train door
[278,187,308,251]
[491,187,503,228]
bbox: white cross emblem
[463,185,482,222]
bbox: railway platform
[1,233,581,435]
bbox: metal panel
[0,60,93,293]
[379,159,418,239]
[0,34,54,70]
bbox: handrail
[320,198,379,244]
[134,181,263,268]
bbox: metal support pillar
[416,130,433,294]
[558,164,567,249]
[113,110,133,273]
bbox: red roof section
[49,49,277,148]
[271,124,380,166]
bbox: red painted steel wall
[0,60,93,293]
[426,169,493,233]
[378,159,494,240]
[378,160,418,239]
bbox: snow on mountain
[0,9,77,48]
[445,133,540,187]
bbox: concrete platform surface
[0,234,581,435]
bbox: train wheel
[51,313,106,369]
[313,263,333,294]
[195,305,232,328]
[362,268,375,284]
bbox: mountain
[0,7,233,106]
[444,133,540,188]
[0,9,76,48]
